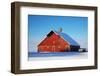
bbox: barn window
[53,41,55,44]
[58,46,61,48]
[47,46,49,48]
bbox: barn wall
[38,33,70,52]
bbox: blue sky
[28,15,88,52]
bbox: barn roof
[53,31,80,46]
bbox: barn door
[52,46,55,52]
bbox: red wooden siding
[38,33,70,52]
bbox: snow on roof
[53,31,80,46]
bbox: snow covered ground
[28,52,88,61]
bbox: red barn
[38,30,80,52]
